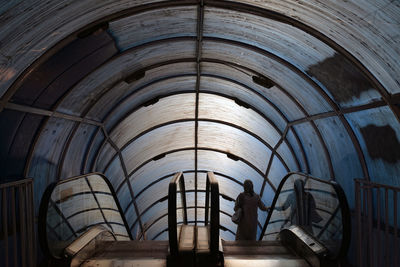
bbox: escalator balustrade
[38,172,350,267]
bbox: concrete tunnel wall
[0,0,400,263]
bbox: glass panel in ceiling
[202,40,332,115]
[136,177,170,214]
[345,106,400,188]
[286,128,308,173]
[261,87,306,121]
[200,63,287,130]
[259,182,275,215]
[30,118,76,210]
[105,76,197,130]
[116,181,131,213]
[129,150,195,196]
[109,6,197,50]
[314,116,364,208]
[146,214,167,240]
[198,121,271,173]
[110,93,195,148]
[212,173,242,201]
[154,230,168,241]
[276,141,298,172]
[198,93,281,147]
[197,150,268,194]
[96,142,116,173]
[121,121,195,175]
[104,158,125,194]
[292,122,331,180]
[84,129,105,173]
[268,156,288,190]
[61,124,98,179]
[56,40,196,117]
[139,200,168,234]
[124,202,138,231]
[221,230,235,241]
[220,212,236,239]
[88,62,197,122]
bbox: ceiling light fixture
[124,69,146,84]
[252,75,274,89]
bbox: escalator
[38,172,350,267]
[221,172,351,267]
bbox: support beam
[101,126,145,239]
[4,102,103,126]
[194,0,205,226]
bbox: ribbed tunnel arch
[1,0,400,260]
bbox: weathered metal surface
[104,157,125,192]
[121,122,195,175]
[0,0,175,98]
[214,0,400,95]
[314,116,364,208]
[202,39,333,115]
[200,62,287,130]
[199,93,281,146]
[56,39,196,117]
[0,0,399,252]
[0,110,42,179]
[198,121,271,173]
[292,123,331,179]
[203,6,336,72]
[60,124,99,179]
[109,6,197,50]
[27,118,75,209]
[110,93,195,148]
[346,107,400,188]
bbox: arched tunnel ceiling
[1,0,400,240]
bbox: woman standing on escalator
[234,179,269,240]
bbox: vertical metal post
[11,187,17,267]
[394,191,398,267]
[385,188,389,267]
[19,185,26,267]
[355,180,362,267]
[26,181,34,266]
[376,187,381,266]
[367,184,373,266]
[3,188,9,267]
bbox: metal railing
[355,179,400,267]
[0,178,35,267]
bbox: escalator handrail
[258,172,351,261]
[168,172,187,256]
[205,171,220,255]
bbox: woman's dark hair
[243,179,254,196]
